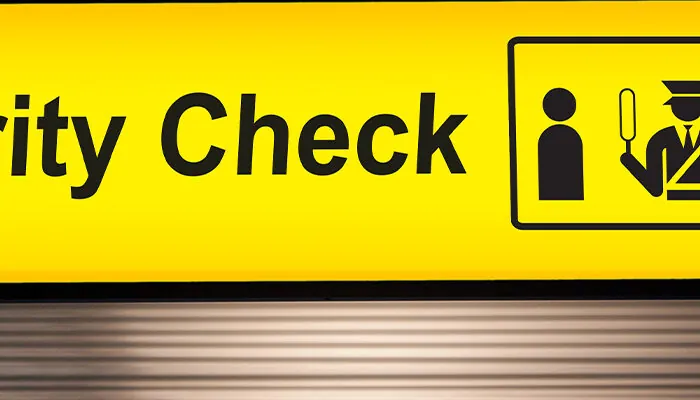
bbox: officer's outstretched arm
[620,135,666,197]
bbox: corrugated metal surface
[0,300,699,399]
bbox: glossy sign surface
[2,3,700,282]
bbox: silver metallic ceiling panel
[0,300,698,399]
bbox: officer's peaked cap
[664,80,700,105]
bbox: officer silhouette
[538,88,584,200]
[621,81,700,200]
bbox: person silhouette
[620,81,700,200]
[538,88,584,200]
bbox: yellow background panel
[1,2,700,283]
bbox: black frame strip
[0,280,698,303]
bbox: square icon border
[509,36,700,230]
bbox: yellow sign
[2,2,700,283]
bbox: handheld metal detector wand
[619,88,637,154]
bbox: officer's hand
[620,153,635,167]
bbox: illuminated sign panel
[1,2,700,283]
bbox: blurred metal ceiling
[0,300,698,399]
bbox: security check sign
[3,2,700,283]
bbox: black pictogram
[621,81,700,200]
[538,88,584,200]
[508,36,700,230]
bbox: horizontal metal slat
[0,300,698,399]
